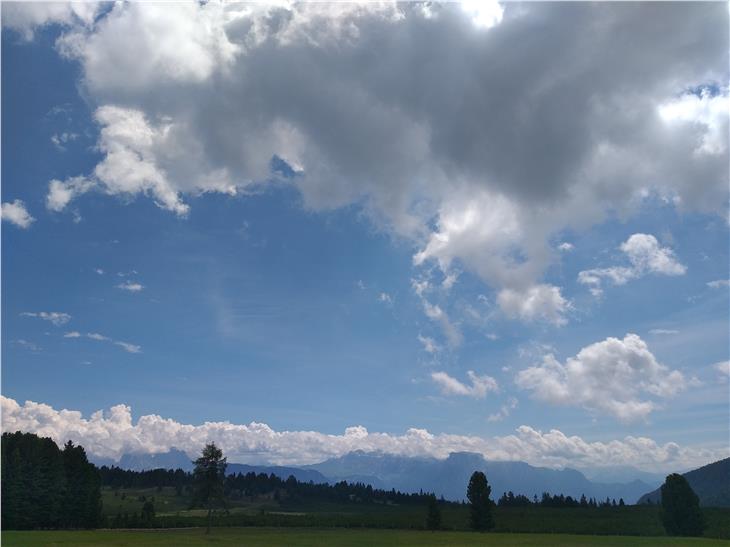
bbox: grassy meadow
[97,486,730,539]
[4,528,730,547]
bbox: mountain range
[304,450,655,503]
[94,448,660,504]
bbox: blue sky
[1,2,728,470]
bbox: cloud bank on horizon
[3,395,726,473]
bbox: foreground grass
[4,528,730,547]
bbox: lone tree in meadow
[660,473,705,536]
[425,494,442,530]
[192,443,227,534]
[467,471,494,531]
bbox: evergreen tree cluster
[2,431,102,529]
[497,491,625,508]
[98,464,450,508]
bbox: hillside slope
[638,458,730,507]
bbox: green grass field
[94,486,730,540]
[4,528,730,547]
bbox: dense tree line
[99,466,190,491]
[2,432,102,529]
[497,491,625,508]
[99,464,452,507]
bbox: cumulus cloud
[515,334,687,422]
[707,279,730,289]
[578,234,686,296]
[7,1,721,326]
[431,370,498,399]
[1,200,35,228]
[2,396,725,472]
[116,280,144,292]
[20,311,71,326]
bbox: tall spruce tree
[466,471,494,531]
[426,494,442,530]
[193,443,227,534]
[661,473,705,536]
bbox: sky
[1,1,729,472]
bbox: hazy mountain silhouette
[118,448,194,472]
[638,457,730,507]
[306,450,654,503]
[104,448,658,503]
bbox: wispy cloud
[116,280,144,292]
[66,331,141,353]
[488,397,518,422]
[20,311,71,326]
[431,370,498,399]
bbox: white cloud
[658,88,729,156]
[2,396,725,472]
[442,272,459,291]
[46,176,94,212]
[94,268,105,275]
[378,292,393,305]
[497,285,570,326]
[707,279,730,289]
[411,278,431,298]
[20,312,71,326]
[114,341,142,354]
[558,242,574,252]
[422,300,463,347]
[578,234,686,296]
[13,339,42,352]
[515,334,687,422]
[116,281,144,292]
[417,334,440,354]
[620,234,687,276]
[649,329,679,335]
[8,1,721,328]
[713,360,730,380]
[461,0,504,29]
[1,200,35,229]
[51,132,79,150]
[1,2,99,40]
[488,397,518,423]
[66,332,142,354]
[431,370,498,399]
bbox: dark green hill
[638,458,730,507]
